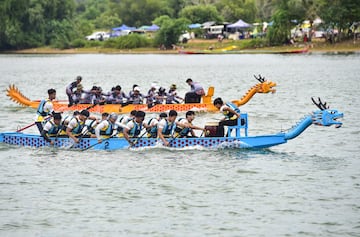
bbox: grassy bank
[5,38,360,54]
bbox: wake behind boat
[6,76,276,114]
[0,98,343,151]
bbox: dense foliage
[0,0,359,50]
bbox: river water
[0,53,359,237]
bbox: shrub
[70,38,87,48]
[86,40,103,47]
[241,38,268,49]
[103,34,151,49]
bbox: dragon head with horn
[253,74,277,94]
[311,97,343,128]
[231,74,276,106]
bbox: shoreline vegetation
[3,38,360,54]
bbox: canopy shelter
[138,25,149,30]
[189,23,202,29]
[147,24,160,31]
[112,24,136,31]
[202,21,216,29]
[227,19,252,28]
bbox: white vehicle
[204,25,224,39]
[179,32,191,43]
[85,31,109,41]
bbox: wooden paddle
[77,102,99,111]
[168,128,187,146]
[16,116,51,132]
[129,130,148,147]
[16,102,97,133]
[68,126,90,149]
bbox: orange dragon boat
[7,76,276,114]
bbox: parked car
[179,32,191,43]
[85,32,110,41]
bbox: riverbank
[3,38,360,54]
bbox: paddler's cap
[80,110,90,118]
[109,113,118,120]
[53,113,62,120]
[170,84,176,89]
[134,86,140,92]
[91,86,98,91]
[151,83,157,88]
[76,76,82,81]
[159,87,165,93]
[159,112,167,118]
[77,84,83,90]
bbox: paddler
[66,110,92,143]
[41,113,63,145]
[35,88,57,133]
[213,97,241,137]
[116,110,137,137]
[173,110,206,138]
[147,112,168,138]
[123,111,150,146]
[66,75,82,106]
[92,112,119,143]
[157,110,179,146]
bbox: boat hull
[0,132,287,150]
[54,102,215,114]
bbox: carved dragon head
[311,97,343,128]
[253,74,276,93]
[231,74,277,106]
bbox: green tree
[256,0,275,21]
[153,16,190,48]
[318,0,360,42]
[109,0,173,27]
[216,0,257,23]
[0,0,76,50]
[179,5,223,23]
[267,0,305,45]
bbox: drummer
[213,97,240,137]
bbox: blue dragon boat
[0,98,343,151]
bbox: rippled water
[0,53,359,236]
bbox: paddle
[82,102,99,111]
[61,101,99,113]
[16,116,51,132]
[129,130,148,147]
[68,127,90,149]
[168,127,187,146]
[81,132,118,151]
[16,102,97,133]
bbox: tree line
[0,0,359,50]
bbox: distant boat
[278,47,309,54]
[179,45,239,54]
[6,76,276,114]
[179,46,310,55]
